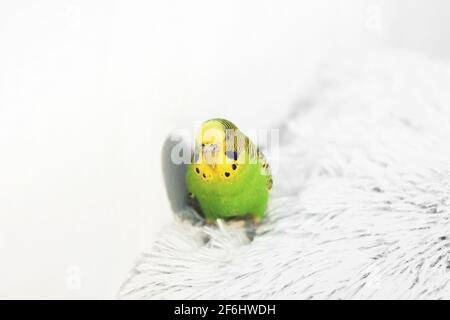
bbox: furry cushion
[119,52,450,299]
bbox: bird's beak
[202,144,219,168]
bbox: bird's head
[195,120,227,168]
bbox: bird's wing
[257,147,273,191]
[245,134,273,191]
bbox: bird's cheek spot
[200,172,213,182]
[225,151,239,161]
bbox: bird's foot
[251,214,263,226]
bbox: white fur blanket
[119,52,450,299]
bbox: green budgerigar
[186,118,272,223]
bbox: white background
[0,0,449,299]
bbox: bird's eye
[225,151,238,161]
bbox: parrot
[186,118,273,224]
